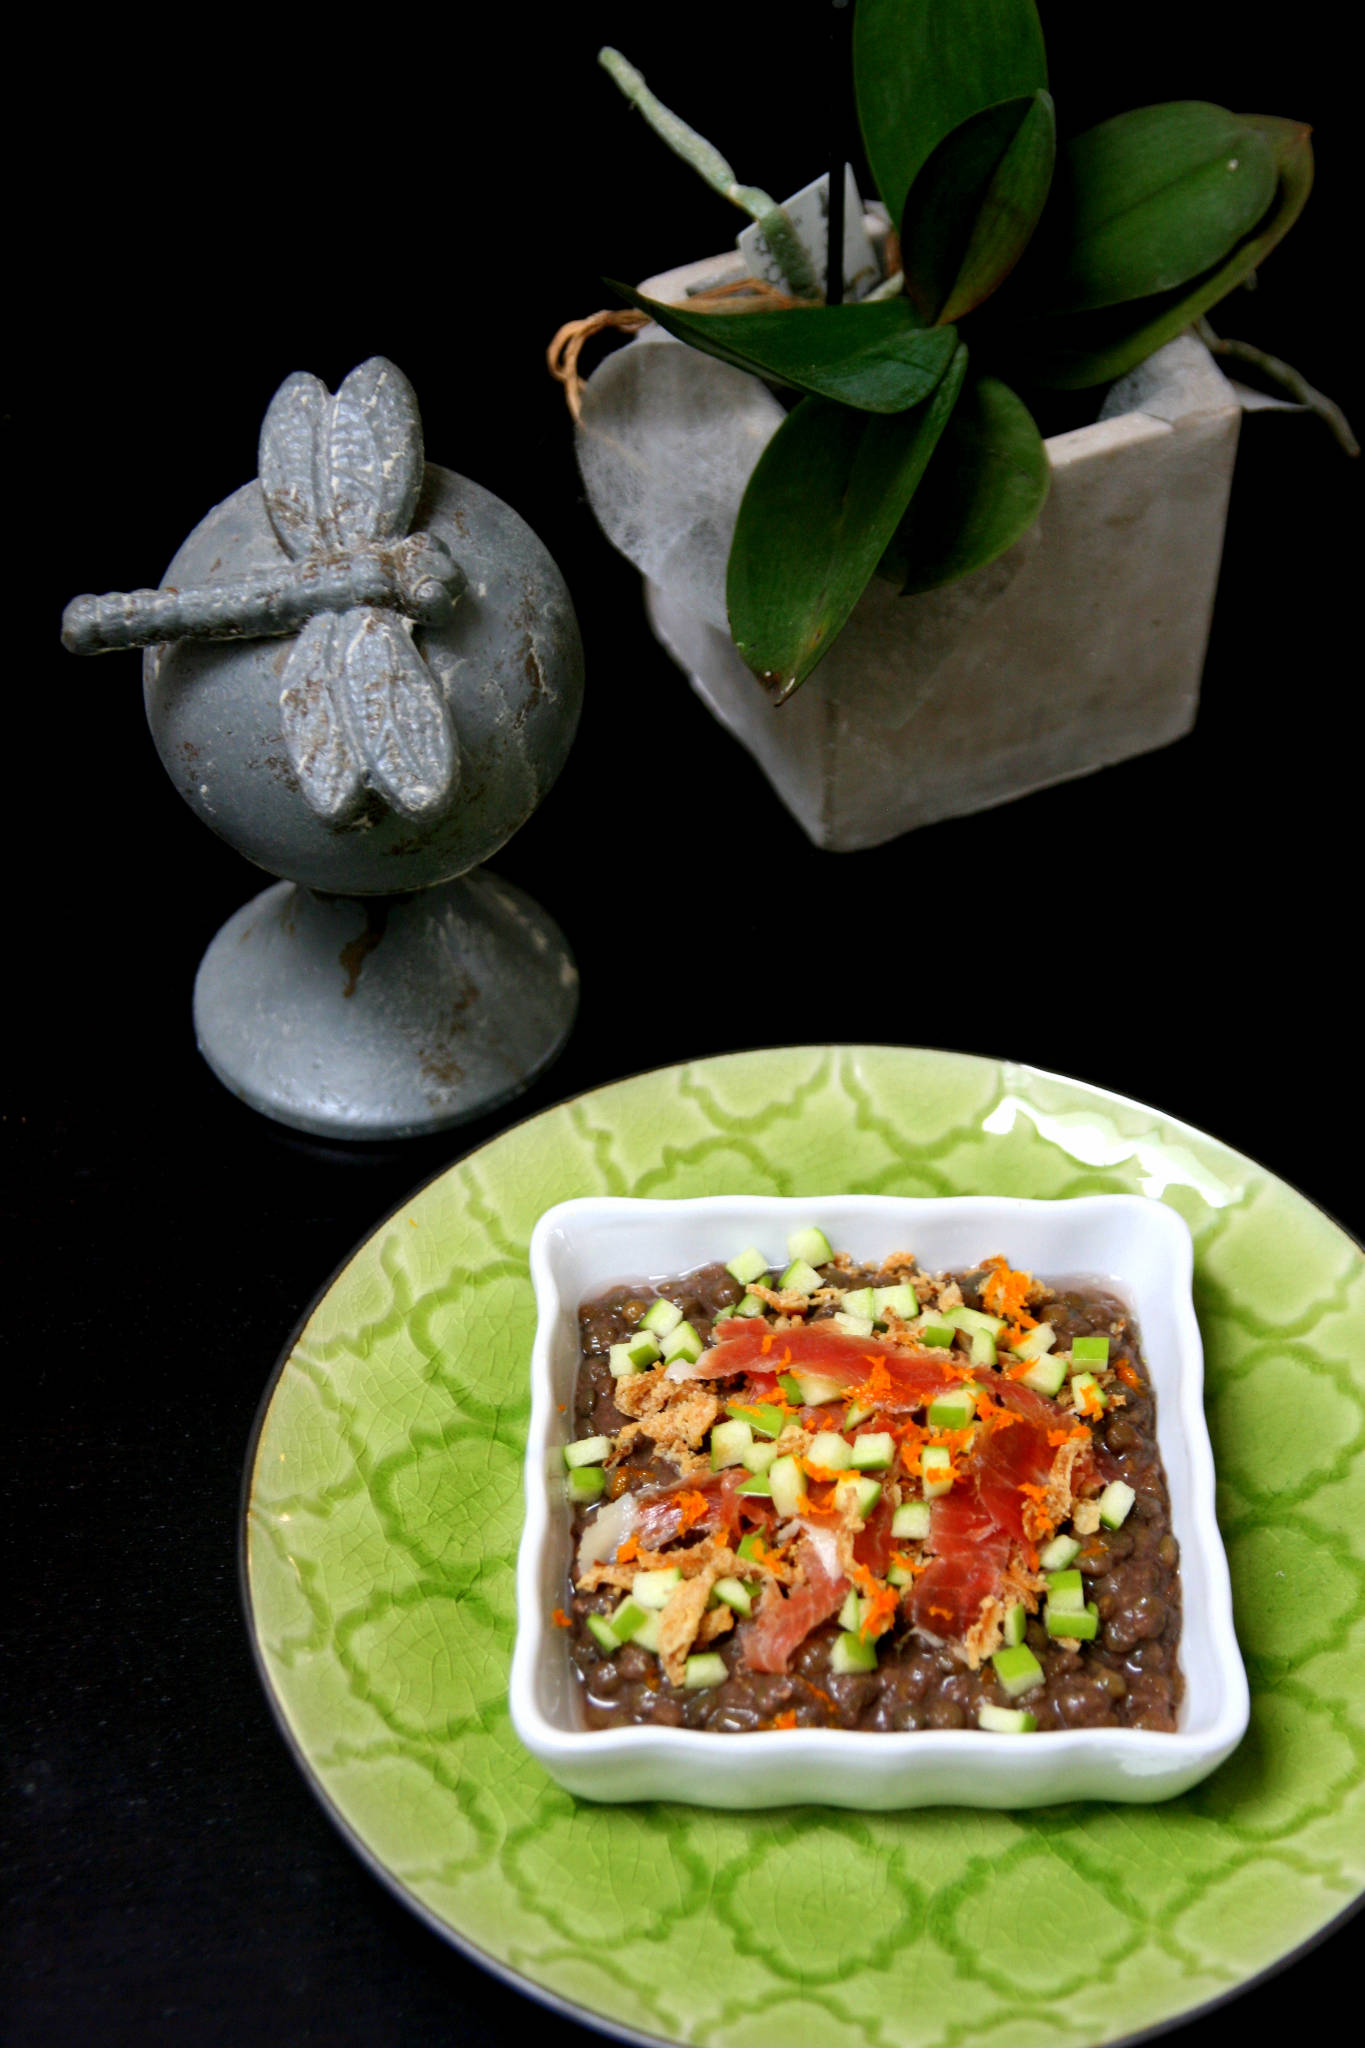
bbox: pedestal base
[193,870,578,1139]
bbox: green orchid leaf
[1010,115,1313,389]
[608,284,960,414]
[901,91,1056,325]
[727,346,968,700]
[854,0,1047,225]
[1026,101,1280,316]
[878,374,1049,595]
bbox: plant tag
[738,166,881,301]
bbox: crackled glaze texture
[245,1047,1365,2048]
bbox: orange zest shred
[801,1461,847,1485]
[675,1490,711,1533]
[980,1255,1037,1330]
[853,1357,898,1407]
[551,1608,573,1628]
[771,1709,798,1729]
[1075,1383,1105,1420]
[1005,1358,1036,1380]
[1117,1359,1143,1390]
[929,1603,953,1624]
[850,1560,899,1639]
[745,1533,790,1571]
[615,1535,640,1563]
[760,1332,776,1356]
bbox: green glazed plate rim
[241,1045,1365,2048]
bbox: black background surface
[9,5,1362,2044]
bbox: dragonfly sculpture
[62,357,463,824]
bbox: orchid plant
[597,0,1319,700]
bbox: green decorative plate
[243,1047,1365,2047]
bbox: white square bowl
[510,1193,1248,1808]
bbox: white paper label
[737,166,880,301]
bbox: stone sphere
[144,465,583,895]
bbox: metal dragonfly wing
[263,358,459,824]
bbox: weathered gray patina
[63,357,583,1137]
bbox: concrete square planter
[575,252,1242,851]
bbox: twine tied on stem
[548,277,816,420]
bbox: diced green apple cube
[949,1306,1005,1337]
[842,1400,874,1428]
[918,1319,957,1349]
[586,1612,620,1653]
[787,1225,834,1267]
[921,1446,954,1499]
[839,1287,877,1319]
[928,1388,976,1429]
[1098,1480,1136,1529]
[808,1431,853,1471]
[886,1559,916,1588]
[567,1466,606,1503]
[978,1703,1036,1733]
[779,1257,823,1294]
[873,1282,919,1320]
[683,1653,729,1688]
[608,1342,645,1379]
[630,1609,662,1652]
[1070,1370,1108,1411]
[1008,1322,1056,1362]
[1072,1335,1111,1364]
[741,1440,779,1475]
[727,1400,786,1438]
[659,1319,703,1364]
[768,1455,806,1518]
[726,1245,770,1286]
[736,1472,773,1497]
[710,1418,754,1470]
[1003,1602,1027,1648]
[838,1589,865,1632]
[564,1436,612,1469]
[712,1577,756,1616]
[1045,1601,1100,1640]
[1039,1534,1081,1572]
[1046,1569,1085,1612]
[640,1299,683,1336]
[791,1371,845,1406]
[832,1312,875,1336]
[632,1567,683,1609]
[610,1598,648,1640]
[844,1475,883,1520]
[728,1292,767,1320]
[850,1431,895,1471]
[892,1501,931,1540]
[969,1328,997,1367]
[831,1631,878,1674]
[992,1643,1045,1697]
[1020,1355,1067,1397]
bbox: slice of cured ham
[738,1534,849,1674]
[910,1484,1011,1639]
[668,1324,960,1406]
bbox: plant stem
[598,47,820,301]
[1195,318,1359,457]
